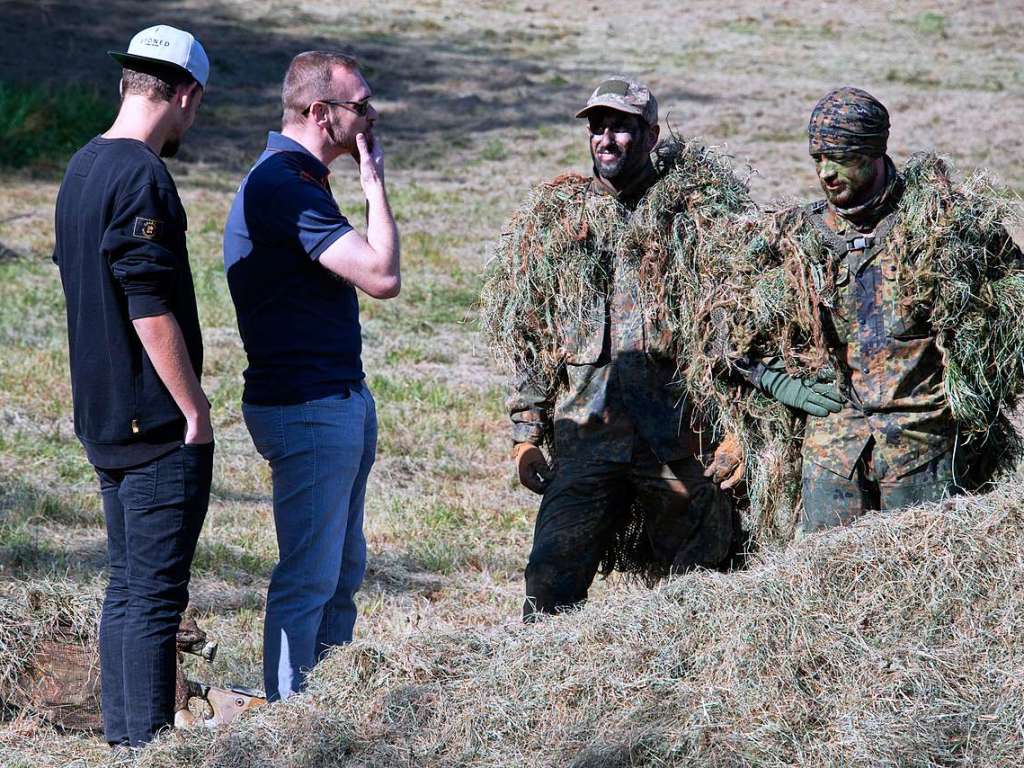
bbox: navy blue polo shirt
[223,132,362,405]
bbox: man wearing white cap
[52,24,212,746]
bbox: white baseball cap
[109,25,210,89]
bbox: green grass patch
[402,231,464,272]
[380,497,474,575]
[406,536,468,575]
[383,344,453,366]
[192,540,274,579]
[0,474,100,528]
[910,11,947,37]
[722,17,761,35]
[0,520,82,575]
[362,272,480,329]
[480,139,507,162]
[369,374,504,458]
[0,261,67,349]
[368,375,466,409]
[884,68,942,88]
[0,429,93,485]
[0,81,114,170]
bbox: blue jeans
[96,441,213,746]
[243,385,377,701]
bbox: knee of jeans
[103,583,130,605]
[270,566,343,607]
[127,582,189,617]
[525,558,584,606]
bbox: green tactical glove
[757,358,845,417]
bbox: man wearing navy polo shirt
[223,51,399,701]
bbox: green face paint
[813,152,882,209]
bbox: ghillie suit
[483,137,751,394]
[701,153,1024,544]
[681,213,805,549]
[481,137,753,587]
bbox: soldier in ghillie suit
[481,76,750,618]
[723,87,1024,537]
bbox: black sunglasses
[302,99,372,117]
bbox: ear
[645,123,661,152]
[118,78,125,99]
[311,102,331,126]
[178,81,202,113]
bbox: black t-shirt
[53,137,204,468]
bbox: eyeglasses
[587,118,642,136]
[302,99,372,117]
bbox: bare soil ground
[1,0,1022,765]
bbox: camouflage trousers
[523,444,734,620]
[800,438,960,535]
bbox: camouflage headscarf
[808,87,890,157]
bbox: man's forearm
[132,313,211,441]
[365,184,400,288]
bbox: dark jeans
[95,441,213,746]
[523,449,733,619]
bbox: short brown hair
[281,51,359,125]
[121,64,196,102]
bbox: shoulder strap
[803,201,848,256]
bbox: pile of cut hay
[139,485,1024,768]
[0,581,103,731]
[0,581,101,701]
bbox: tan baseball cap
[575,76,658,126]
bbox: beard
[591,140,647,183]
[594,147,627,179]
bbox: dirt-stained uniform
[798,184,956,528]
[510,165,733,617]
[786,88,1024,532]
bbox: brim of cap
[575,96,643,119]
[108,51,199,84]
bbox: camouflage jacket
[508,165,704,464]
[799,184,1023,478]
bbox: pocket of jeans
[181,440,215,458]
[314,387,355,408]
[121,459,159,509]
[244,404,285,462]
[179,442,214,519]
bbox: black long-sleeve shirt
[53,137,203,468]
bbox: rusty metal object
[175,679,266,728]
[173,617,266,728]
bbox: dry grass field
[1,1,1022,765]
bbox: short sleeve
[102,181,184,320]
[271,175,353,261]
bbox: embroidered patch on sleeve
[132,217,164,240]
